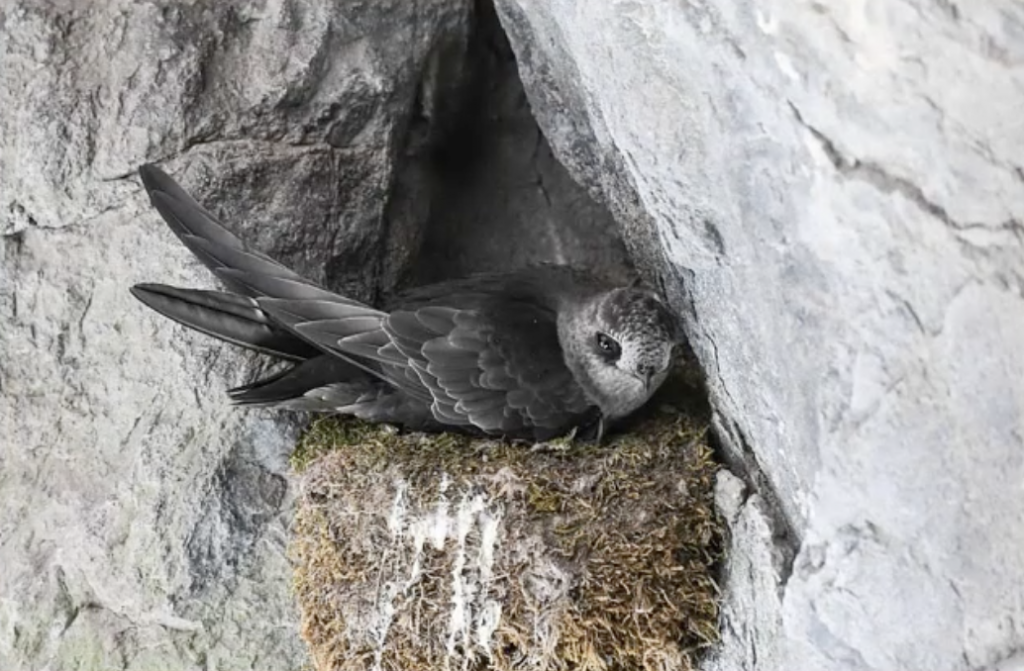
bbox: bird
[129,164,680,442]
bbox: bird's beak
[633,369,655,394]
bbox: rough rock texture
[494,1,1024,669]
[704,471,783,671]
[0,0,634,668]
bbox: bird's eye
[595,332,621,361]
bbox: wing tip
[138,163,170,196]
[130,282,169,305]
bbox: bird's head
[559,286,680,419]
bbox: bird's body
[131,165,677,441]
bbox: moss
[290,359,724,671]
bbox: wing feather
[373,297,593,436]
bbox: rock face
[494,1,1024,669]
[407,0,632,286]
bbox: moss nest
[290,360,724,671]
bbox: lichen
[289,359,724,671]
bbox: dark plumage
[130,165,679,441]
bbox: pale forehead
[599,290,673,340]
[616,334,671,360]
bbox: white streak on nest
[388,480,409,538]
[368,479,408,671]
[405,474,451,588]
[370,476,455,671]
[371,477,504,668]
[370,580,400,671]
[447,493,484,659]
[474,510,502,651]
[446,493,504,661]
[431,475,453,550]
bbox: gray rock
[408,0,632,286]
[704,471,784,671]
[494,0,1024,669]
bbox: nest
[290,363,724,671]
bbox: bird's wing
[138,164,370,308]
[383,294,594,436]
[227,354,373,405]
[255,283,594,436]
[140,165,308,294]
[130,283,323,361]
[249,289,594,436]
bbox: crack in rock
[712,414,800,586]
[788,102,1024,244]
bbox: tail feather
[134,164,398,388]
[216,267,366,306]
[130,283,320,361]
[228,355,373,405]
[139,163,224,226]
[139,164,320,298]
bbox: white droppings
[388,480,408,538]
[372,479,413,671]
[474,510,502,650]
[374,477,505,665]
[429,475,452,550]
[476,509,500,592]
[446,493,487,658]
[369,578,400,671]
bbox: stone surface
[494,1,1024,669]
[0,0,473,303]
[0,1,632,669]
[703,471,783,671]
[0,1,460,669]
